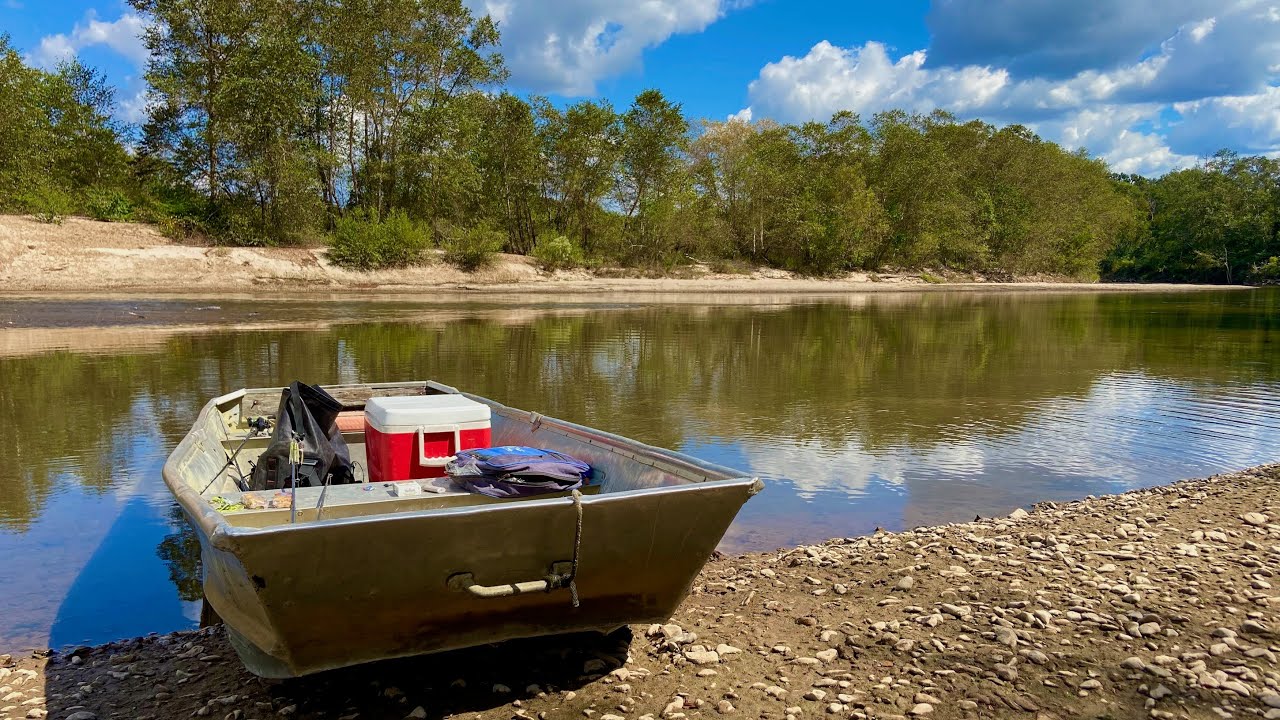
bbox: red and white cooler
[363,395,492,481]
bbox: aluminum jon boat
[163,381,763,677]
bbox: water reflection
[0,289,1277,651]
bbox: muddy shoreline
[5,464,1280,720]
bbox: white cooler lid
[365,394,491,430]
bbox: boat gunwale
[162,381,763,545]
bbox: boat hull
[164,382,761,677]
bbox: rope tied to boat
[545,489,583,608]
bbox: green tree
[617,90,690,263]
[475,93,542,254]
[537,99,622,255]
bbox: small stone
[1242,619,1269,635]
[909,703,934,716]
[716,644,742,656]
[896,576,915,592]
[1009,508,1029,520]
[1244,512,1269,527]
[1079,679,1101,690]
[815,649,838,663]
[1222,680,1251,697]
[994,627,1018,648]
[684,650,720,665]
[493,684,512,694]
[995,664,1018,682]
[716,700,735,714]
[1024,649,1048,665]
[407,708,427,719]
[1121,657,1145,671]
[1262,690,1280,709]
[805,690,828,701]
[66,714,97,720]
[1149,685,1173,700]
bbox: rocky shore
[5,464,1280,720]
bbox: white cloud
[1172,87,1280,155]
[30,11,148,70]
[118,86,152,124]
[741,1,1280,175]
[466,0,737,95]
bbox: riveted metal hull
[164,381,762,677]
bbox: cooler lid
[365,394,491,429]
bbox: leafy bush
[22,183,74,224]
[531,234,584,270]
[86,188,134,222]
[1253,256,1280,284]
[156,216,211,242]
[920,271,945,284]
[329,209,429,270]
[442,225,505,271]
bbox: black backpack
[249,382,355,491]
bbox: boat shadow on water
[41,624,635,719]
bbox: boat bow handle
[448,562,575,599]
[417,424,462,467]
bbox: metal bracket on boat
[529,411,543,431]
[447,561,574,599]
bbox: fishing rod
[201,417,271,495]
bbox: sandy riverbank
[4,464,1280,720]
[0,214,1241,297]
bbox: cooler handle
[417,424,462,467]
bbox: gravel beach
[5,463,1280,720]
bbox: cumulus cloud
[741,0,1280,175]
[30,11,148,70]
[465,0,736,95]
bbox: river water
[0,289,1277,652]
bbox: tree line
[1,0,1277,282]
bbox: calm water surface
[1,289,1278,651]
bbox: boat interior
[189,382,735,528]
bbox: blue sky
[4,0,1279,175]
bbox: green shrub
[920,271,945,284]
[377,211,429,266]
[1253,256,1280,284]
[442,225,505,271]
[85,188,134,222]
[22,183,74,224]
[531,234,584,270]
[328,209,429,270]
[157,215,210,242]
